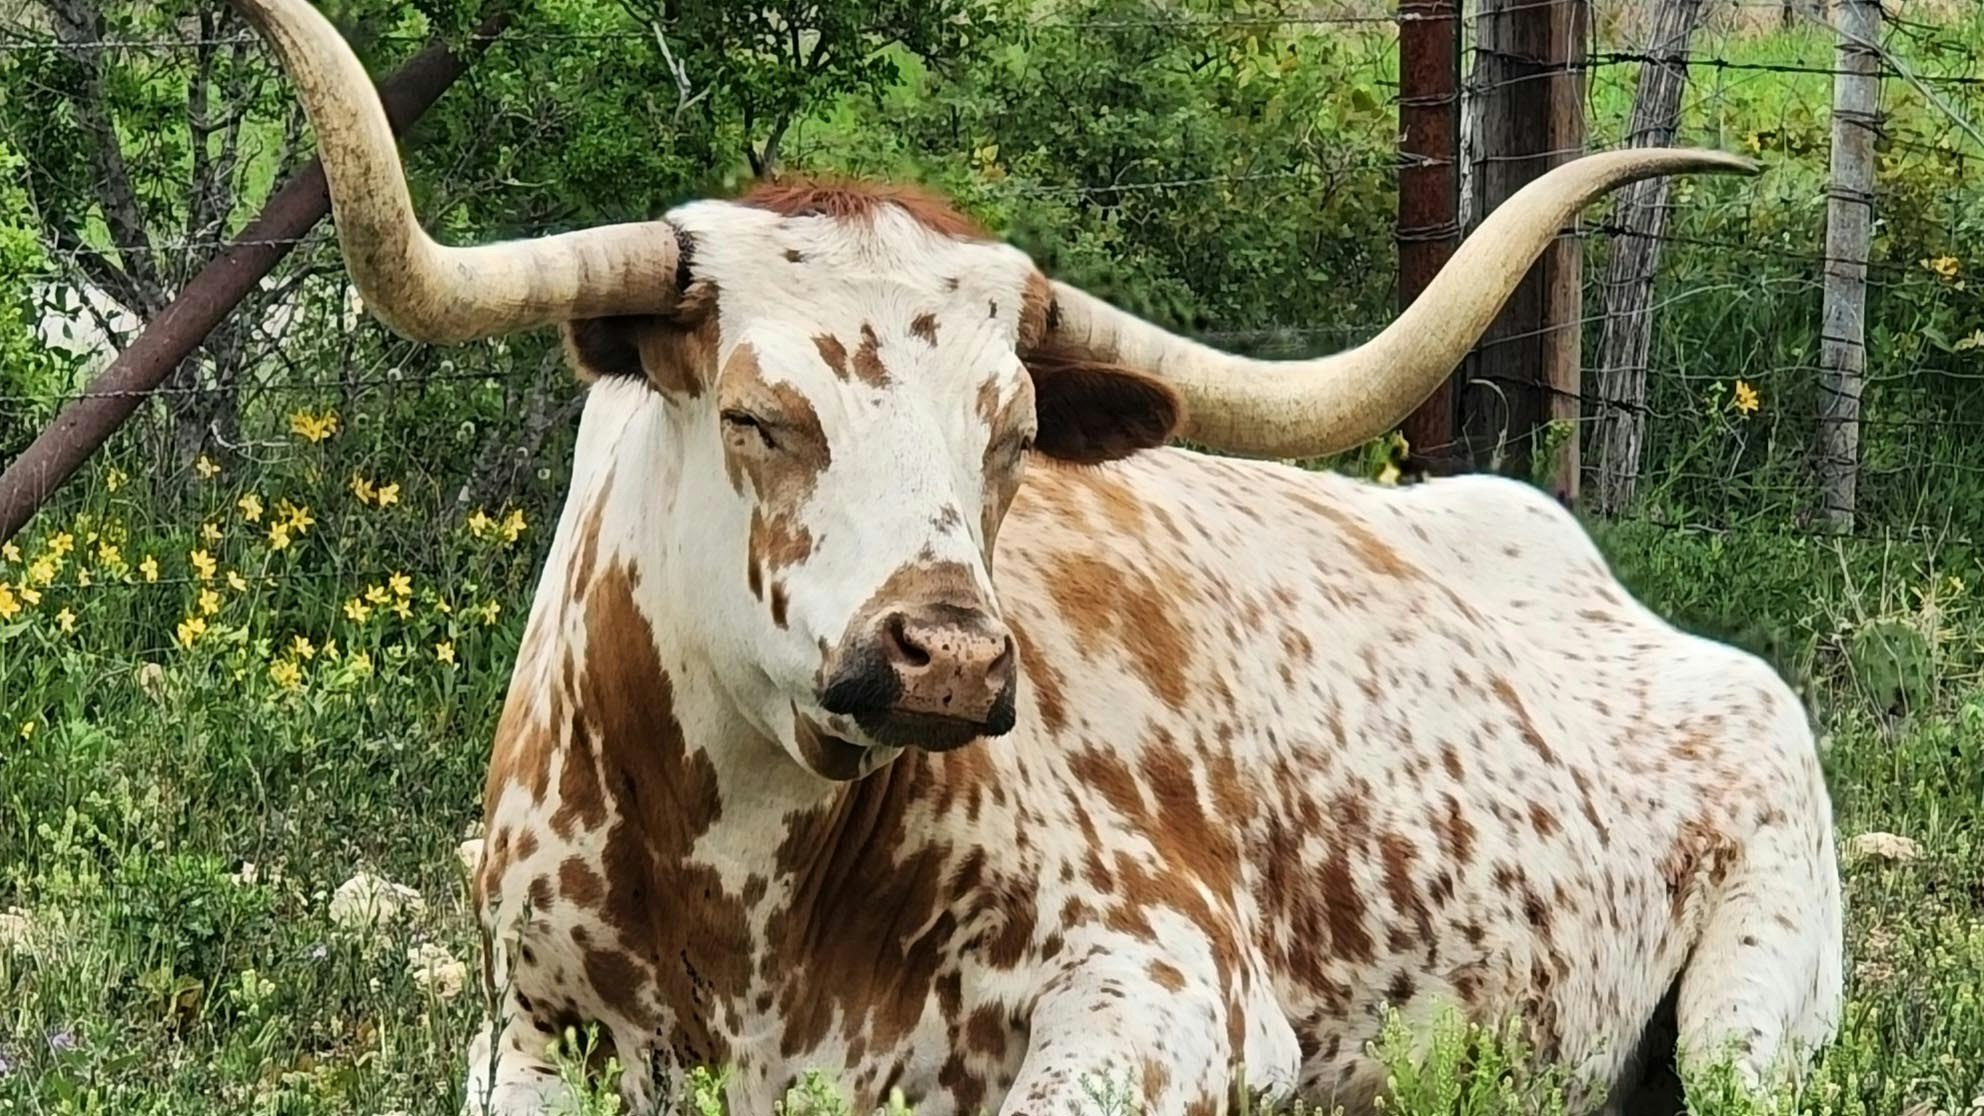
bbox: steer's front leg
[1000,937,1298,1116]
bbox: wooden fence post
[1397,0,1463,470]
[1818,0,1881,534]
[1464,0,1590,503]
[1590,0,1707,515]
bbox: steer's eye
[722,409,780,451]
[994,431,1034,468]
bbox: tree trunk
[1818,0,1881,533]
[1589,0,1707,515]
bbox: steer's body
[222,5,1836,1108]
[470,376,1840,1115]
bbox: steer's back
[995,448,1838,1107]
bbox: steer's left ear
[1025,350,1182,464]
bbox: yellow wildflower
[435,598,453,615]
[280,501,316,534]
[481,600,502,626]
[176,615,207,649]
[500,508,528,544]
[1,542,17,563]
[26,557,56,586]
[195,455,220,478]
[267,523,292,552]
[227,570,249,592]
[106,468,126,493]
[1732,380,1761,416]
[190,549,217,581]
[292,635,316,661]
[389,572,412,598]
[55,608,76,634]
[18,720,32,740]
[349,651,375,678]
[349,472,377,505]
[1923,255,1961,282]
[0,583,18,619]
[391,598,412,620]
[466,508,494,538]
[288,409,340,444]
[345,597,373,623]
[364,584,389,606]
[18,586,39,606]
[321,639,339,661]
[269,659,303,691]
[434,641,456,666]
[48,532,73,556]
[199,588,222,616]
[139,555,159,583]
[76,569,92,588]
[202,521,223,544]
[374,482,401,509]
[238,493,264,523]
[97,542,121,568]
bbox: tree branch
[46,0,169,313]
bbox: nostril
[884,612,932,668]
[986,636,1016,684]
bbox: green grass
[0,442,1981,1116]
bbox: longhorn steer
[237,2,1843,1113]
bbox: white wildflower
[455,838,485,876]
[0,907,35,952]
[328,871,425,929]
[407,942,467,1001]
[1846,831,1922,863]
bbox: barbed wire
[7,0,1984,556]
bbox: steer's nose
[881,606,1015,720]
[820,604,1017,749]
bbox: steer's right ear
[562,285,718,398]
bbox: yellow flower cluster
[288,409,341,444]
[267,501,317,552]
[465,507,529,545]
[349,473,402,508]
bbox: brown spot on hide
[853,323,890,387]
[762,749,969,1060]
[910,313,939,346]
[1042,549,1193,709]
[1490,674,1558,765]
[814,334,850,380]
[578,561,752,1066]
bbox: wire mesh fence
[1,0,1983,666]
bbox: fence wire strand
[5,0,1984,585]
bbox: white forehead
[667,198,1040,339]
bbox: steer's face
[562,184,1179,779]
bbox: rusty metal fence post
[1396,0,1464,471]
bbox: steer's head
[560,186,1184,768]
[237,0,1756,778]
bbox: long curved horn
[1039,148,1757,459]
[234,0,685,343]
